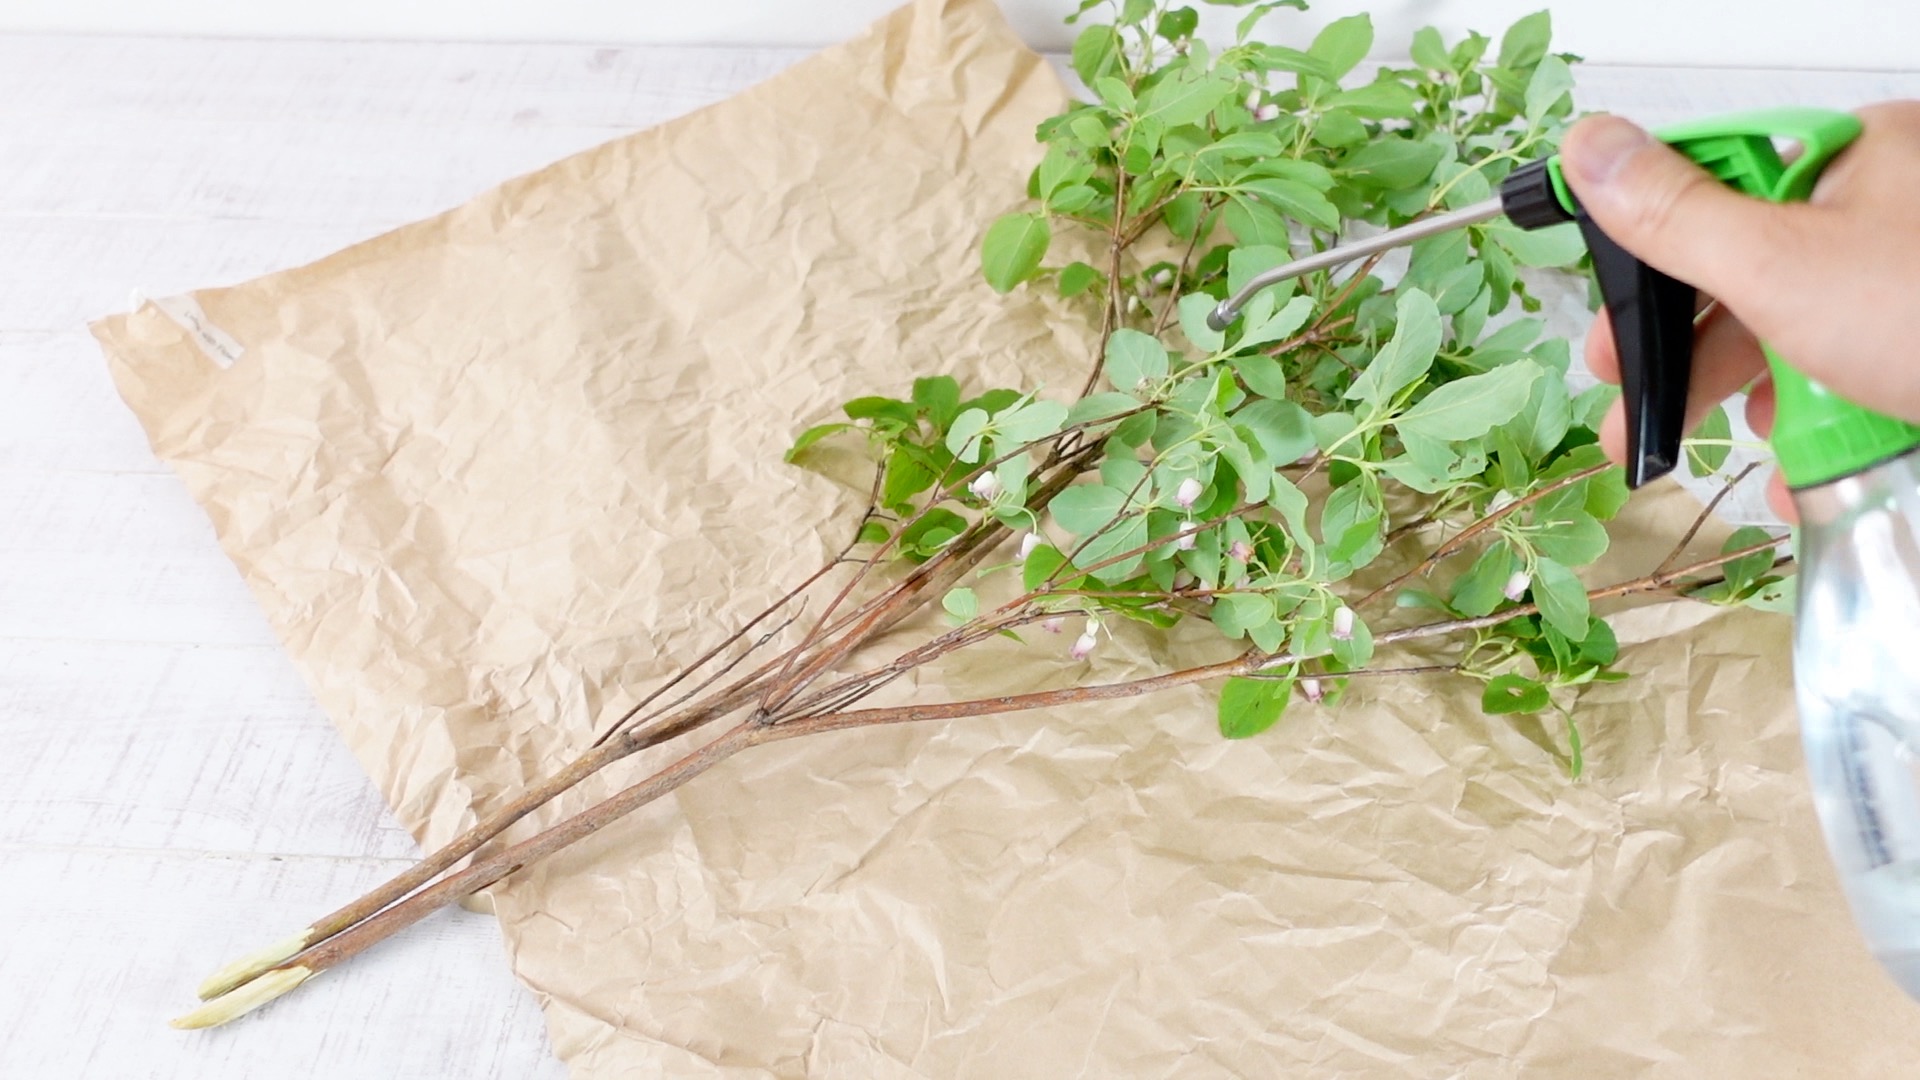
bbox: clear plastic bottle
[1793,450,1920,997]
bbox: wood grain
[1,29,1914,1078]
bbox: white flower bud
[1488,489,1517,514]
[1301,677,1325,703]
[1174,477,1204,510]
[1172,570,1195,590]
[1229,540,1255,563]
[1503,570,1532,601]
[1331,605,1355,641]
[1071,630,1098,660]
[1246,89,1262,110]
[968,472,1000,501]
[1126,295,1143,314]
[1176,528,1198,551]
[1016,531,1042,561]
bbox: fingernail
[1564,116,1653,189]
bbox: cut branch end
[195,929,314,1001]
[172,966,315,1030]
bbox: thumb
[1558,114,1810,317]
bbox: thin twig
[1656,461,1761,576]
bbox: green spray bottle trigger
[1501,107,1920,489]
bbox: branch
[1356,463,1611,610]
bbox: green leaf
[1498,10,1553,70]
[1071,24,1123,85]
[1051,481,1135,539]
[1571,383,1618,432]
[899,508,968,556]
[1058,261,1100,298]
[1482,672,1551,715]
[1483,221,1585,267]
[1179,293,1225,353]
[1532,508,1609,565]
[1579,616,1618,664]
[1218,673,1294,739]
[946,407,991,462]
[1037,143,1094,200]
[942,587,978,622]
[996,399,1069,445]
[856,520,890,545]
[912,376,961,431]
[1323,80,1419,119]
[1233,399,1314,465]
[1242,177,1341,232]
[1339,137,1445,189]
[1156,5,1199,40]
[1745,573,1797,613]
[1080,514,1150,582]
[1312,108,1368,148]
[1450,540,1518,617]
[1321,478,1384,566]
[785,421,853,462]
[1068,112,1112,149]
[1410,26,1450,70]
[844,396,917,426]
[1106,329,1171,396]
[1532,557,1591,640]
[1346,288,1442,406]
[1092,75,1135,112]
[1235,295,1313,352]
[881,445,937,509]
[1067,392,1139,434]
[982,213,1051,293]
[1721,526,1781,593]
[1396,360,1542,442]
[1213,592,1276,640]
[1312,410,1358,453]
[1307,13,1373,81]
[1022,544,1069,592]
[1685,404,1733,477]
[1228,244,1293,296]
[1140,65,1234,127]
[1524,55,1574,125]
[1231,355,1291,401]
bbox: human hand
[1558,103,1920,520]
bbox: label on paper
[146,292,245,369]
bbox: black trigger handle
[1577,216,1696,489]
[1498,160,1697,490]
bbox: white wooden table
[0,32,1913,1079]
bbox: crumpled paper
[92,0,1920,1074]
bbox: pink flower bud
[1016,531,1041,561]
[1503,570,1532,601]
[969,472,1000,501]
[1331,605,1355,641]
[1229,540,1255,563]
[1174,477,1204,510]
[1041,616,1065,634]
[1301,677,1325,703]
[1070,630,1098,660]
[1150,267,1174,287]
[1254,104,1280,122]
